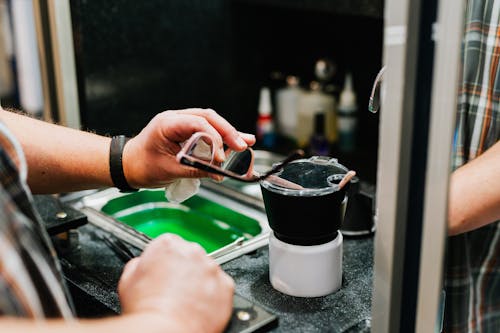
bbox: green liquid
[101,190,261,253]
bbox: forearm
[448,140,500,235]
[0,107,255,194]
[0,109,113,193]
[0,313,188,333]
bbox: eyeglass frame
[176,132,304,183]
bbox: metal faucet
[368,66,386,113]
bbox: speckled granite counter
[55,222,373,332]
[223,237,373,332]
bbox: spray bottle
[256,87,276,148]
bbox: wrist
[109,135,138,192]
[121,137,141,189]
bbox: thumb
[118,257,140,294]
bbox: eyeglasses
[176,132,305,185]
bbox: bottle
[323,88,338,145]
[275,76,304,141]
[297,81,337,148]
[309,111,330,156]
[314,58,338,145]
[256,87,276,148]
[337,73,358,152]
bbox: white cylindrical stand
[269,231,343,297]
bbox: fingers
[118,232,235,330]
[238,132,256,146]
[220,271,235,293]
[156,109,255,163]
[118,257,140,296]
[175,109,254,151]
[142,109,255,183]
[154,112,224,161]
[145,233,185,253]
[146,233,207,259]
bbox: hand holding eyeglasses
[176,132,305,187]
[120,109,256,189]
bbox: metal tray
[72,187,270,264]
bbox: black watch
[109,135,138,192]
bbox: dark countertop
[223,237,373,332]
[55,222,373,332]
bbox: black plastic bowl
[260,157,350,246]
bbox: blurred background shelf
[1,0,383,184]
[233,0,383,19]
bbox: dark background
[69,0,383,183]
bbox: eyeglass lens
[186,136,252,176]
[185,135,304,181]
[222,150,252,176]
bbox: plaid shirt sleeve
[444,0,500,332]
[0,123,73,319]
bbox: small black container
[341,177,376,236]
[260,156,350,246]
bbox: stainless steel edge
[371,0,423,331]
[33,0,80,127]
[32,1,57,122]
[208,237,245,258]
[74,187,271,265]
[201,180,266,211]
[415,0,465,331]
[213,233,270,265]
[80,206,150,250]
[48,0,80,128]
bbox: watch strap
[109,135,138,192]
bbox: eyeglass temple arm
[257,150,305,180]
[180,150,305,184]
[266,175,304,190]
[180,156,263,183]
[179,157,229,178]
[368,66,386,113]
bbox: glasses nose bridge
[368,66,386,113]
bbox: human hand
[122,108,255,188]
[118,234,235,333]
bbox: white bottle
[297,81,337,148]
[337,73,358,152]
[276,76,304,141]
